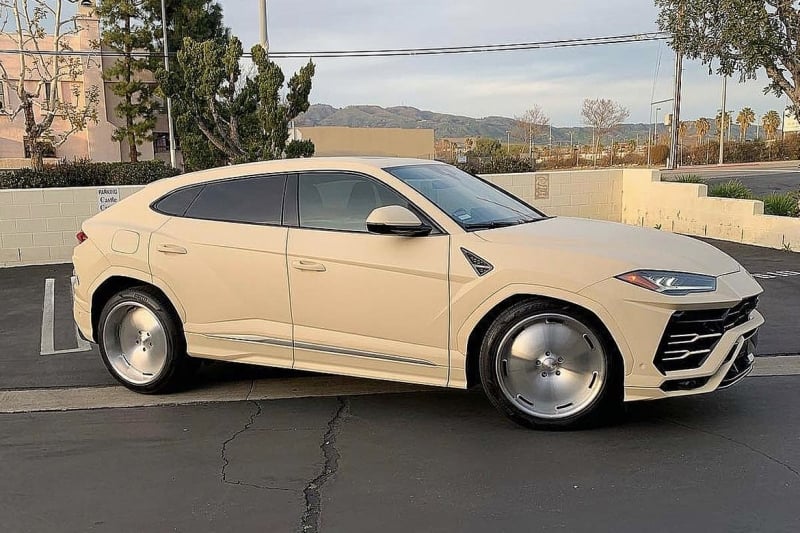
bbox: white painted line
[40,278,55,355]
[40,277,92,356]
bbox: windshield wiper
[463,220,522,230]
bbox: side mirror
[366,205,432,237]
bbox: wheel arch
[90,271,185,342]
[463,291,631,389]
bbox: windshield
[385,164,546,230]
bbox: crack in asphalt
[219,398,280,491]
[663,418,800,479]
[299,396,350,533]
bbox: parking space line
[40,277,92,357]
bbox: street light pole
[718,75,727,165]
[160,0,177,169]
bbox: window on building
[298,172,411,233]
[23,137,56,158]
[42,81,53,110]
[153,133,170,154]
[0,82,5,113]
[184,175,287,225]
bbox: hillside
[295,104,762,145]
[295,104,663,144]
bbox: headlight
[616,270,716,295]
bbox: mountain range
[294,104,733,145]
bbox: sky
[217,0,789,127]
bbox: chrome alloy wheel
[495,313,607,420]
[102,301,169,385]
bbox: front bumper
[580,267,764,402]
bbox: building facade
[295,126,434,159]
[0,3,175,167]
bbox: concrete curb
[1,356,797,414]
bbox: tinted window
[185,175,287,225]
[386,164,544,230]
[154,185,203,216]
[298,173,409,232]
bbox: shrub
[0,159,180,189]
[670,174,707,184]
[708,180,752,199]
[456,156,534,175]
[649,145,669,166]
[762,192,800,217]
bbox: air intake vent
[654,296,759,373]
[461,248,493,276]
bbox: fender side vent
[461,248,493,277]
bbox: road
[1,239,800,532]
[663,161,800,196]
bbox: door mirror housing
[366,205,432,237]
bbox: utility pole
[260,0,269,54]
[506,131,510,153]
[719,75,727,165]
[160,0,177,169]
[668,50,683,169]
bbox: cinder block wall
[622,169,800,251]
[0,186,144,266]
[483,169,624,222]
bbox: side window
[298,172,410,232]
[153,185,203,216]
[184,174,287,225]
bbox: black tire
[479,299,622,429]
[98,286,195,394]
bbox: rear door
[149,173,293,367]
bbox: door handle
[292,260,326,272]
[157,243,188,255]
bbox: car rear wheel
[98,286,193,394]
[479,299,621,429]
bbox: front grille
[654,296,759,373]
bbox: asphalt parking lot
[663,161,800,196]
[1,238,800,532]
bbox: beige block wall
[622,169,800,251]
[483,169,624,222]
[0,185,144,266]
[298,126,435,159]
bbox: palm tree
[695,117,710,146]
[716,111,732,140]
[737,107,756,142]
[762,110,782,141]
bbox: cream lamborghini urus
[72,158,764,428]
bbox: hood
[475,217,741,278]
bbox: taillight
[76,231,88,244]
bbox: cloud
[219,0,787,124]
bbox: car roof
[161,157,445,189]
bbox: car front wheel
[479,299,621,429]
[98,286,193,394]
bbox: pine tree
[147,0,229,170]
[97,0,160,163]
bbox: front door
[287,171,450,386]
[149,173,293,367]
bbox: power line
[0,31,670,59]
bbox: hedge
[0,159,181,189]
